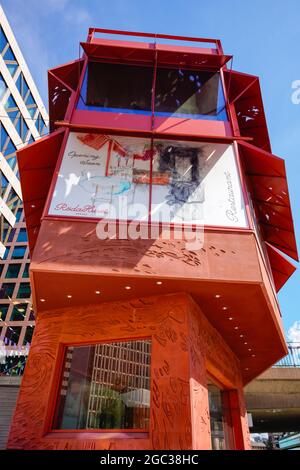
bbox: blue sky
[2,0,300,340]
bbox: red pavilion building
[7,29,297,450]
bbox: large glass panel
[85,62,152,113]
[150,140,246,227]
[53,339,151,431]
[49,134,246,228]
[49,133,151,222]
[208,382,226,450]
[83,62,227,121]
[155,68,227,120]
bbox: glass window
[3,138,16,156]
[22,263,30,278]
[1,173,9,197]
[53,339,151,431]
[155,68,227,120]
[29,308,35,321]
[7,63,18,77]
[0,304,9,321]
[23,325,34,345]
[3,46,16,62]
[5,263,21,278]
[4,326,21,345]
[49,133,246,228]
[17,228,27,242]
[0,282,15,299]
[83,62,227,121]
[49,133,151,222]
[0,355,26,376]
[5,93,17,111]
[7,228,16,243]
[208,382,227,450]
[11,245,26,259]
[15,208,23,222]
[10,302,27,321]
[0,27,8,53]
[0,73,7,99]
[86,62,152,112]
[16,282,31,298]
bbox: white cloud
[65,7,92,26]
[287,321,300,344]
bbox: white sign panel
[48,132,247,228]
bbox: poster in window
[48,132,247,228]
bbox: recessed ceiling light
[234,326,239,330]
[125,286,131,290]
[252,354,256,357]
[67,295,72,298]
[156,281,162,285]
[215,294,221,298]
[40,299,45,302]
[95,290,101,294]
[228,317,234,320]
[222,306,228,310]
[245,367,249,371]
[248,348,252,351]
[240,334,244,338]
[244,342,248,345]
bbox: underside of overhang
[238,141,298,265]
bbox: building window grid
[0,26,46,372]
[0,222,33,351]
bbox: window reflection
[155,68,226,119]
[82,62,227,121]
[208,382,226,450]
[86,62,152,112]
[54,340,151,431]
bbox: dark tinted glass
[5,263,21,278]
[0,282,15,299]
[155,68,225,118]
[17,282,31,298]
[11,303,27,321]
[86,62,152,112]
